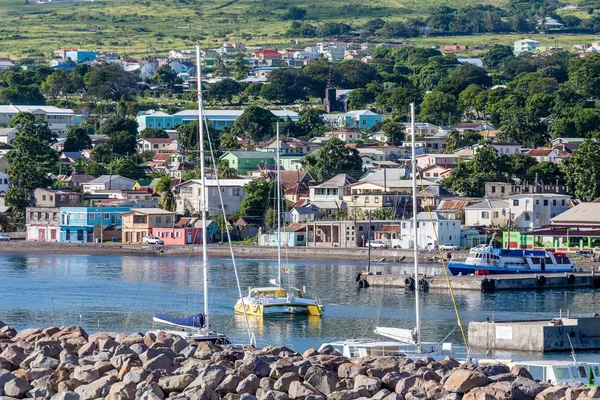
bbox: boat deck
[359,271,600,292]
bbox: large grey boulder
[510,377,546,400]
[338,363,367,379]
[157,374,194,393]
[216,373,244,395]
[4,377,32,398]
[190,364,227,390]
[73,365,100,384]
[236,356,271,378]
[74,374,118,400]
[443,369,488,394]
[304,366,339,396]
[288,381,321,399]
[236,374,260,395]
[273,372,302,393]
[353,374,381,396]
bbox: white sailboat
[234,123,324,317]
[151,45,230,344]
[319,103,457,358]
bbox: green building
[220,151,276,176]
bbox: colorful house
[121,208,176,244]
[59,206,130,243]
[220,151,276,175]
[259,223,307,246]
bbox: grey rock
[237,374,260,395]
[327,390,368,400]
[180,345,198,358]
[480,364,510,377]
[24,367,54,382]
[288,381,321,399]
[588,387,600,398]
[74,374,118,400]
[304,365,339,396]
[136,382,165,400]
[565,386,588,400]
[4,377,32,398]
[142,354,176,373]
[194,342,223,360]
[216,374,244,395]
[51,392,80,400]
[273,372,301,393]
[0,370,16,391]
[260,377,276,391]
[0,346,26,368]
[338,363,367,379]
[270,359,299,379]
[130,343,149,355]
[443,369,488,394]
[191,364,227,390]
[27,386,56,398]
[73,365,100,384]
[510,377,546,400]
[59,350,79,365]
[372,389,392,400]
[76,342,96,358]
[171,337,188,354]
[158,373,194,393]
[535,385,568,400]
[511,366,534,380]
[236,356,271,378]
[488,373,516,383]
[123,367,149,385]
[98,338,120,352]
[241,394,258,400]
[258,390,289,400]
[353,374,381,396]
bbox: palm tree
[444,130,462,153]
[0,214,13,232]
[155,176,176,211]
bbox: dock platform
[358,271,600,292]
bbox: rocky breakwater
[0,321,598,400]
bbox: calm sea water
[0,252,599,362]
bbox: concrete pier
[358,271,600,292]
[468,316,600,352]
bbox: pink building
[151,227,203,245]
[415,154,459,169]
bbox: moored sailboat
[150,45,230,344]
[234,123,324,317]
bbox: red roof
[527,148,553,157]
[255,50,279,55]
[153,153,172,161]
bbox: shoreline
[0,241,459,263]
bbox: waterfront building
[121,208,176,244]
[26,207,60,242]
[175,178,252,216]
[306,219,401,248]
[59,206,130,243]
[509,193,572,230]
[399,212,461,249]
[259,223,307,246]
[484,182,570,200]
[464,200,510,227]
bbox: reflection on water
[0,252,599,361]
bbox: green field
[0,0,597,60]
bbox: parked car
[576,250,593,257]
[439,243,460,251]
[367,240,388,249]
[143,236,164,245]
[0,234,9,241]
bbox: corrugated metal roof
[378,225,400,233]
[437,200,471,210]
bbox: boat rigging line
[203,105,255,346]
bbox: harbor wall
[469,317,600,352]
[0,241,465,262]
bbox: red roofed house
[527,148,570,165]
[253,50,282,61]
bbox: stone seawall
[0,321,588,400]
[0,241,465,263]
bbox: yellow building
[121,208,176,243]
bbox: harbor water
[1,252,599,361]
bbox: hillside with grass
[0,0,599,59]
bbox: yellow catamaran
[234,124,324,317]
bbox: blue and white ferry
[448,244,575,275]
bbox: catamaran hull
[448,263,574,275]
[234,300,324,316]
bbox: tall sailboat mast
[196,45,209,330]
[276,122,282,288]
[410,102,421,351]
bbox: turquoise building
[136,109,299,132]
[323,110,383,130]
[59,206,131,243]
